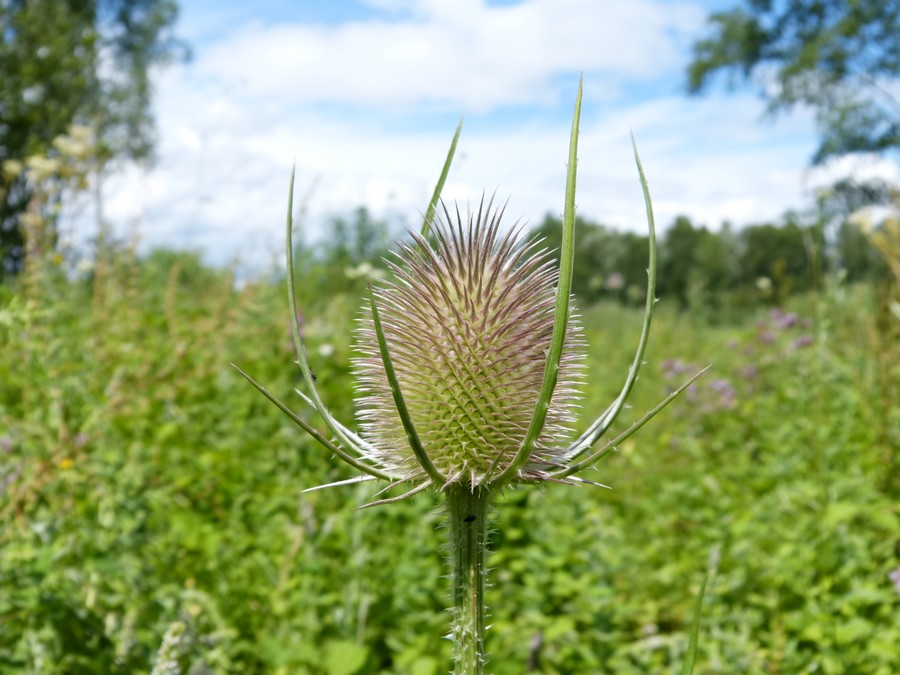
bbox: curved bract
[232,78,708,674]
[234,77,704,501]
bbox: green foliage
[687,0,900,164]
[530,209,879,318]
[0,0,185,277]
[1,235,898,672]
[529,215,649,306]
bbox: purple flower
[741,365,758,381]
[774,312,799,330]
[0,435,12,453]
[661,358,695,380]
[758,331,776,345]
[890,567,900,594]
[0,466,20,494]
[605,272,625,291]
[792,335,813,349]
[706,378,737,410]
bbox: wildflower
[606,271,625,290]
[890,567,900,594]
[352,202,586,487]
[755,276,773,295]
[345,261,383,279]
[791,334,813,349]
[2,159,23,178]
[705,378,737,411]
[150,621,186,675]
[771,308,798,330]
[662,358,695,380]
[235,81,704,673]
[24,155,60,181]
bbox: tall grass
[1,236,898,673]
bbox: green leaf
[322,640,368,675]
[679,572,710,675]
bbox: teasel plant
[234,80,708,674]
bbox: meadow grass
[0,245,898,674]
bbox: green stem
[446,485,491,675]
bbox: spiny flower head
[233,83,708,675]
[353,202,585,488]
[234,85,704,507]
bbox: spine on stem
[446,485,492,675]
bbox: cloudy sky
[72,0,881,273]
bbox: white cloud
[67,0,852,275]
[805,153,900,191]
[192,0,706,111]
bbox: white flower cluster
[150,621,186,675]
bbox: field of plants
[1,227,899,674]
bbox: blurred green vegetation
[0,0,186,278]
[530,206,888,316]
[0,208,898,674]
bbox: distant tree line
[283,205,886,320]
[528,209,886,314]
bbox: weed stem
[447,485,491,674]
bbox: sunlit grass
[0,238,897,673]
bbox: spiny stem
[447,485,491,675]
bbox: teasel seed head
[235,84,707,508]
[353,202,586,489]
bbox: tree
[659,215,703,309]
[687,0,900,164]
[0,0,186,278]
[738,217,818,301]
[528,214,651,305]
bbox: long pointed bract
[564,135,658,459]
[285,167,376,462]
[495,76,583,485]
[367,283,446,486]
[679,572,711,675]
[553,366,710,479]
[232,364,393,479]
[303,475,378,493]
[356,480,432,509]
[294,388,380,458]
[421,118,463,242]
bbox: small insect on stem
[464,514,476,523]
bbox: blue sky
[79,0,898,273]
